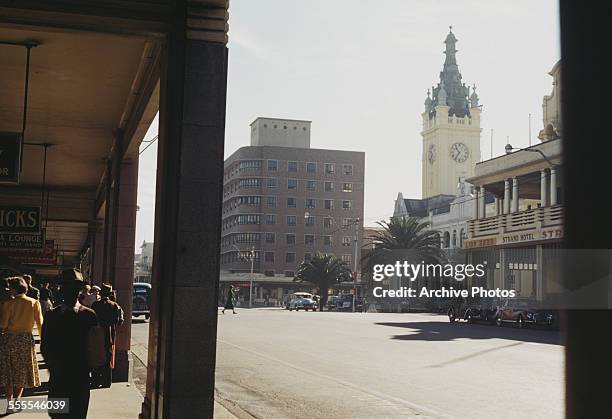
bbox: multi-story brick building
[220,117,365,285]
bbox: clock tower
[421,27,482,198]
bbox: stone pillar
[503,179,511,214]
[550,167,558,205]
[479,187,486,218]
[540,169,549,207]
[511,177,519,213]
[473,187,479,219]
[494,198,501,215]
[111,158,139,382]
[141,4,229,418]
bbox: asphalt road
[132,309,563,419]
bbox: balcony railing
[468,205,563,238]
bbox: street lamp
[505,144,554,168]
[232,244,255,308]
[352,217,360,313]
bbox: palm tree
[362,217,447,295]
[294,252,352,311]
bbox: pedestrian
[90,283,124,388]
[0,278,13,394]
[222,285,237,314]
[82,285,100,307]
[0,276,43,406]
[41,268,98,419]
[24,274,40,300]
[39,282,54,315]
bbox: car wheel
[466,312,474,324]
[145,314,150,320]
[517,315,525,329]
[496,316,503,327]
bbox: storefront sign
[0,132,22,184]
[0,231,44,249]
[0,240,56,264]
[465,226,563,249]
[0,206,41,234]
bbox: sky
[135,0,561,247]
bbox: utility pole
[249,245,255,309]
[353,218,360,312]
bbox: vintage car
[287,292,318,311]
[493,306,555,328]
[132,282,152,319]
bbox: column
[141,5,229,418]
[473,187,479,219]
[503,179,511,214]
[111,158,139,381]
[550,167,558,205]
[511,177,519,213]
[540,169,549,207]
[479,187,486,218]
[91,221,105,284]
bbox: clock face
[450,142,469,163]
[428,144,436,164]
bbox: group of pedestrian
[0,268,124,418]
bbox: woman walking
[222,285,237,314]
[0,276,43,403]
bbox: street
[132,309,563,419]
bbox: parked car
[133,282,151,319]
[493,305,555,328]
[287,292,317,311]
[326,295,341,311]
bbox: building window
[343,164,353,175]
[324,199,334,210]
[305,198,316,209]
[265,233,275,243]
[324,181,334,192]
[306,162,316,173]
[443,231,450,248]
[239,178,262,188]
[324,217,333,228]
[286,252,296,263]
[304,253,312,262]
[239,160,262,170]
[342,254,352,264]
[284,270,295,277]
[287,197,297,208]
[288,179,298,190]
[265,252,275,262]
[323,236,333,246]
[288,161,298,172]
[460,228,465,247]
[286,234,296,245]
[342,218,353,229]
[452,230,457,248]
[342,236,352,246]
[306,180,316,191]
[237,215,261,225]
[324,163,335,174]
[305,216,315,227]
[287,215,297,226]
[268,160,278,171]
[265,214,276,225]
[267,178,278,188]
[305,234,314,245]
[267,196,276,208]
[342,183,353,192]
[342,200,352,210]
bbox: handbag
[87,325,107,368]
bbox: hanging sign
[0,132,22,184]
[0,206,41,234]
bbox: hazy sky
[135,0,560,247]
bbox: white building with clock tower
[422,27,482,198]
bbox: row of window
[223,196,354,213]
[220,251,352,265]
[227,160,354,176]
[222,232,356,247]
[222,213,357,230]
[224,178,355,196]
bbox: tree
[362,217,447,308]
[294,252,352,311]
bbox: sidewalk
[1,329,238,418]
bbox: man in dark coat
[24,274,40,300]
[91,283,124,388]
[41,269,98,419]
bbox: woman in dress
[0,276,43,402]
[0,278,12,392]
[222,285,237,314]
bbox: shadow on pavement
[375,321,561,345]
